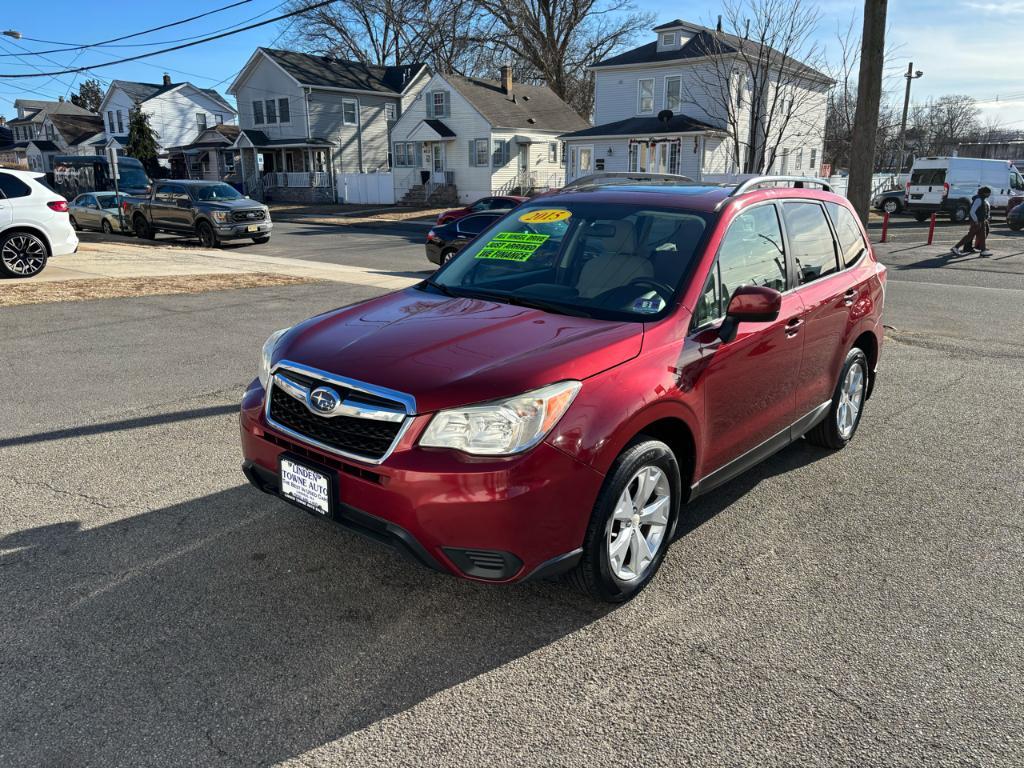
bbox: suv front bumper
[239,380,602,583]
[214,220,273,240]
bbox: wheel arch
[1,225,52,256]
[634,416,698,500]
[852,329,880,400]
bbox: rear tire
[0,231,48,278]
[441,248,457,264]
[805,347,869,450]
[882,199,901,215]
[569,437,680,602]
[134,215,155,240]
[950,204,969,223]
[69,216,80,231]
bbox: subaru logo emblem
[309,386,340,414]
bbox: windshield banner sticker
[519,209,572,224]
[475,232,550,261]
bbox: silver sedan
[69,192,130,234]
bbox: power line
[0,1,333,78]
[0,0,256,58]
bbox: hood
[204,197,264,210]
[276,287,643,413]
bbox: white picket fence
[337,172,395,205]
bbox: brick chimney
[501,65,513,96]
[162,73,172,87]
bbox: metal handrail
[562,171,695,190]
[730,175,833,197]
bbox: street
[1,223,1022,767]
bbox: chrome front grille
[264,361,415,464]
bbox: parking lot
[1,219,1022,766]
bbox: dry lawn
[0,273,321,308]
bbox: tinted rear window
[0,172,32,199]
[910,168,946,186]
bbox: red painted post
[881,211,889,243]
[927,212,937,245]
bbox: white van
[905,157,1024,222]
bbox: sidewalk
[269,202,443,227]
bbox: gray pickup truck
[124,180,272,247]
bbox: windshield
[94,193,125,208]
[427,202,710,321]
[192,183,243,201]
[117,168,150,189]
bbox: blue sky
[3,0,1023,128]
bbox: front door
[432,142,445,181]
[568,145,593,182]
[518,143,529,188]
[688,203,805,478]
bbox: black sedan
[1008,200,1024,231]
[425,212,503,266]
[872,188,906,215]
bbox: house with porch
[24,112,105,171]
[6,98,96,170]
[559,19,831,183]
[98,75,237,161]
[390,68,588,206]
[227,48,428,202]
[167,124,241,181]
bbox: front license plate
[280,458,331,516]
[247,224,259,232]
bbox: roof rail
[561,171,695,190]
[730,175,833,197]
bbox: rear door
[0,173,16,229]
[908,165,947,207]
[785,200,868,419]
[689,202,806,476]
[150,184,176,228]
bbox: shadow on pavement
[0,484,610,766]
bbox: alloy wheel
[883,200,898,214]
[1,234,47,276]
[836,361,866,439]
[607,466,671,582]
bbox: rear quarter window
[0,172,33,199]
[782,202,839,285]
[826,202,869,268]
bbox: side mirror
[718,285,782,343]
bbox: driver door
[688,203,806,480]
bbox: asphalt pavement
[1,221,1022,767]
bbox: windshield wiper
[421,278,460,297]
[505,295,592,318]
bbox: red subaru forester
[241,177,885,602]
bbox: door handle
[843,288,857,306]
[785,317,803,337]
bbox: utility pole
[897,62,923,173]
[847,0,889,226]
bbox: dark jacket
[971,195,991,224]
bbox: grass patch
[0,273,321,308]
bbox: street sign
[106,147,120,180]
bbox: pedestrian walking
[952,186,993,257]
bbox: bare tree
[681,0,830,175]
[472,0,653,117]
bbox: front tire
[883,199,901,215]
[805,347,869,450]
[950,204,969,224]
[569,438,681,602]
[0,231,48,278]
[252,235,271,244]
[197,221,219,248]
[101,219,113,234]
[914,212,930,222]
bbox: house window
[471,138,489,167]
[265,99,277,124]
[669,141,680,174]
[197,113,207,131]
[107,111,114,132]
[278,98,290,124]
[665,76,682,112]
[342,99,358,126]
[431,91,447,118]
[810,148,817,173]
[638,78,654,114]
[795,148,803,170]
[394,142,417,166]
[222,151,235,173]
[215,113,224,125]
[116,110,124,133]
[385,103,397,122]
[548,142,557,163]
[492,139,509,166]
[253,101,264,125]
[661,32,675,46]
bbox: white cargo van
[905,157,1024,221]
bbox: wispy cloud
[965,0,1024,12]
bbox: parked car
[0,168,78,279]
[435,195,527,226]
[50,155,150,200]
[69,192,130,234]
[123,180,271,247]
[425,212,503,265]
[241,176,886,602]
[905,157,1024,222]
[872,188,906,215]
[1008,199,1024,231]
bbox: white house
[390,67,589,205]
[228,48,428,202]
[25,112,106,171]
[560,19,832,183]
[98,75,237,159]
[5,98,96,170]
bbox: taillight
[427,230,441,243]
[943,182,950,198]
[47,200,69,213]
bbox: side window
[782,202,839,285]
[826,202,868,268]
[0,172,32,199]
[459,215,494,236]
[469,198,490,212]
[693,205,787,327]
[155,183,175,200]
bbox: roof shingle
[445,75,589,133]
[259,49,425,94]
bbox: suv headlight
[211,211,229,223]
[420,381,581,456]
[258,328,290,388]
